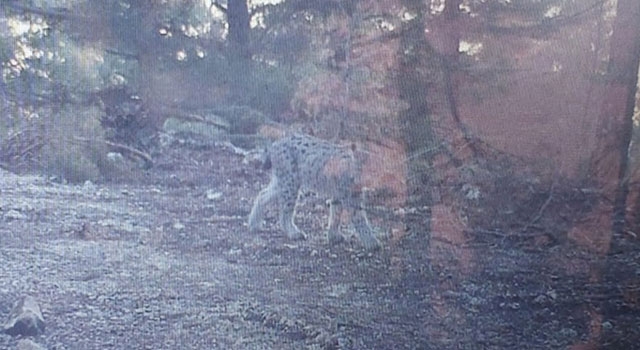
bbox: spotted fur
[248,134,381,250]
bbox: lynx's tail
[262,152,272,170]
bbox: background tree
[225,0,251,56]
[598,0,640,347]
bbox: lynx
[248,134,381,250]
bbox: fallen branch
[1,127,45,165]
[73,137,153,168]
[203,216,245,223]
[520,181,556,233]
[2,2,70,19]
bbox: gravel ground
[1,139,638,349]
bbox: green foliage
[0,15,137,106]
[0,33,12,64]
[46,147,101,183]
[192,53,294,116]
[40,106,125,183]
[227,58,293,116]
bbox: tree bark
[397,1,433,162]
[599,0,640,348]
[227,0,251,57]
[605,0,640,234]
[439,0,478,159]
[570,0,640,257]
[567,0,640,348]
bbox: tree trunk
[440,1,462,135]
[227,0,251,57]
[569,0,640,348]
[396,1,475,342]
[599,0,640,347]
[569,0,640,258]
[606,0,640,234]
[397,1,433,164]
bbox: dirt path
[0,143,426,350]
[2,141,638,349]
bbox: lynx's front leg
[248,177,279,232]
[278,181,307,241]
[327,200,346,244]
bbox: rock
[107,152,125,163]
[162,105,274,149]
[17,339,46,350]
[172,221,185,231]
[205,190,222,201]
[3,296,45,337]
[462,183,481,200]
[4,209,27,221]
[82,180,96,192]
[533,294,547,304]
[162,114,228,146]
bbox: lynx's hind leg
[352,209,381,251]
[278,179,306,240]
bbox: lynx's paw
[327,232,346,245]
[247,214,264,233]
[360,236,382,251]
[286,227,307,241]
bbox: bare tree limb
[2,1,70,20]
[520,181,556,234]
[104,49,139,60]
[485,0,606,38]
[210,1,227,14]
[73,137,153,168]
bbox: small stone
[533,295,547,304]
[107,152,124,163]
[3,296,45,337]
[469,297,482,306]
[225,248,242,263]
[17,339,46,350]
[4,210,27,220]
[462,184,481,200]
[206,190,223,201]
[559,327,578,338]
[172,221,185,231]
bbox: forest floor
[1,135,639,350]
